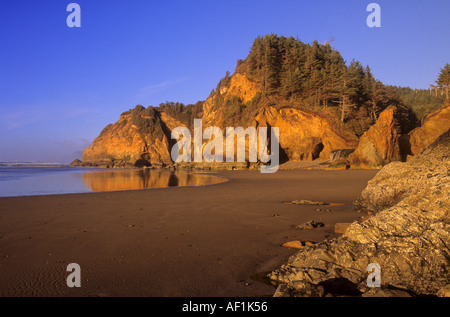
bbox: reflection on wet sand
[82,169,227,192]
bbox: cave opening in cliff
[312,142,324,160]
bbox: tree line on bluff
[129,34,448,139]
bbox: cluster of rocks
[269,130,450,297]
[327,104,450,170]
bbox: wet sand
[0,169,378,297]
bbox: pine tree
[363,66,385,121]
[436,63,450,103]
[336,60,364,122]
[237,34,399,128]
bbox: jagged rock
[356,128,450,213]
[269,130,450,297]
[82,106,182,167]
[294,221,325,230]
[409,104,450,155]
[348,106,401,169]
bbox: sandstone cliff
[409,104,450,155]
[348,106,402,169]
[82,106,183,168]
[253,106,358,161]
[80,69,362,167]
[199,70,359,163]
[77,35,442,169]
[202,72,260,128]
[269,130,450,297]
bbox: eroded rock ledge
[268,129,450,297]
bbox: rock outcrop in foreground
[269,130,450,297]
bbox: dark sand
[0,169,378,297]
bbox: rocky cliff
[409,104,450,155]
[82,106,182,168]
[268,130,450,297]
[202,73,260,128]
[79,70,361,167]
[348,106,402,169]
[78,81,449,170]
[253,106,358,161]
[76,36,447,169]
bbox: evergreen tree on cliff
[436,63,450,103]
[230,34,414,135]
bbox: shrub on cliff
[130,105,164,140]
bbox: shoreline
[0,169,378,297]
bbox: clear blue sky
[0,0,449,162]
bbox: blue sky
[0,0,449,162]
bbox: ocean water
[0,165,226,197]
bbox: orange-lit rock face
[82,170,226,192]
[159,112,187,132]
[409,104,450,155]
[81,69,363,166]
[202,73,259,128]
[253,107,358,161]
[348,106,401,169]
[198,105,358,163]
[226,73,259,104]
[82,110,183,167]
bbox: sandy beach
[0,169,378,297]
